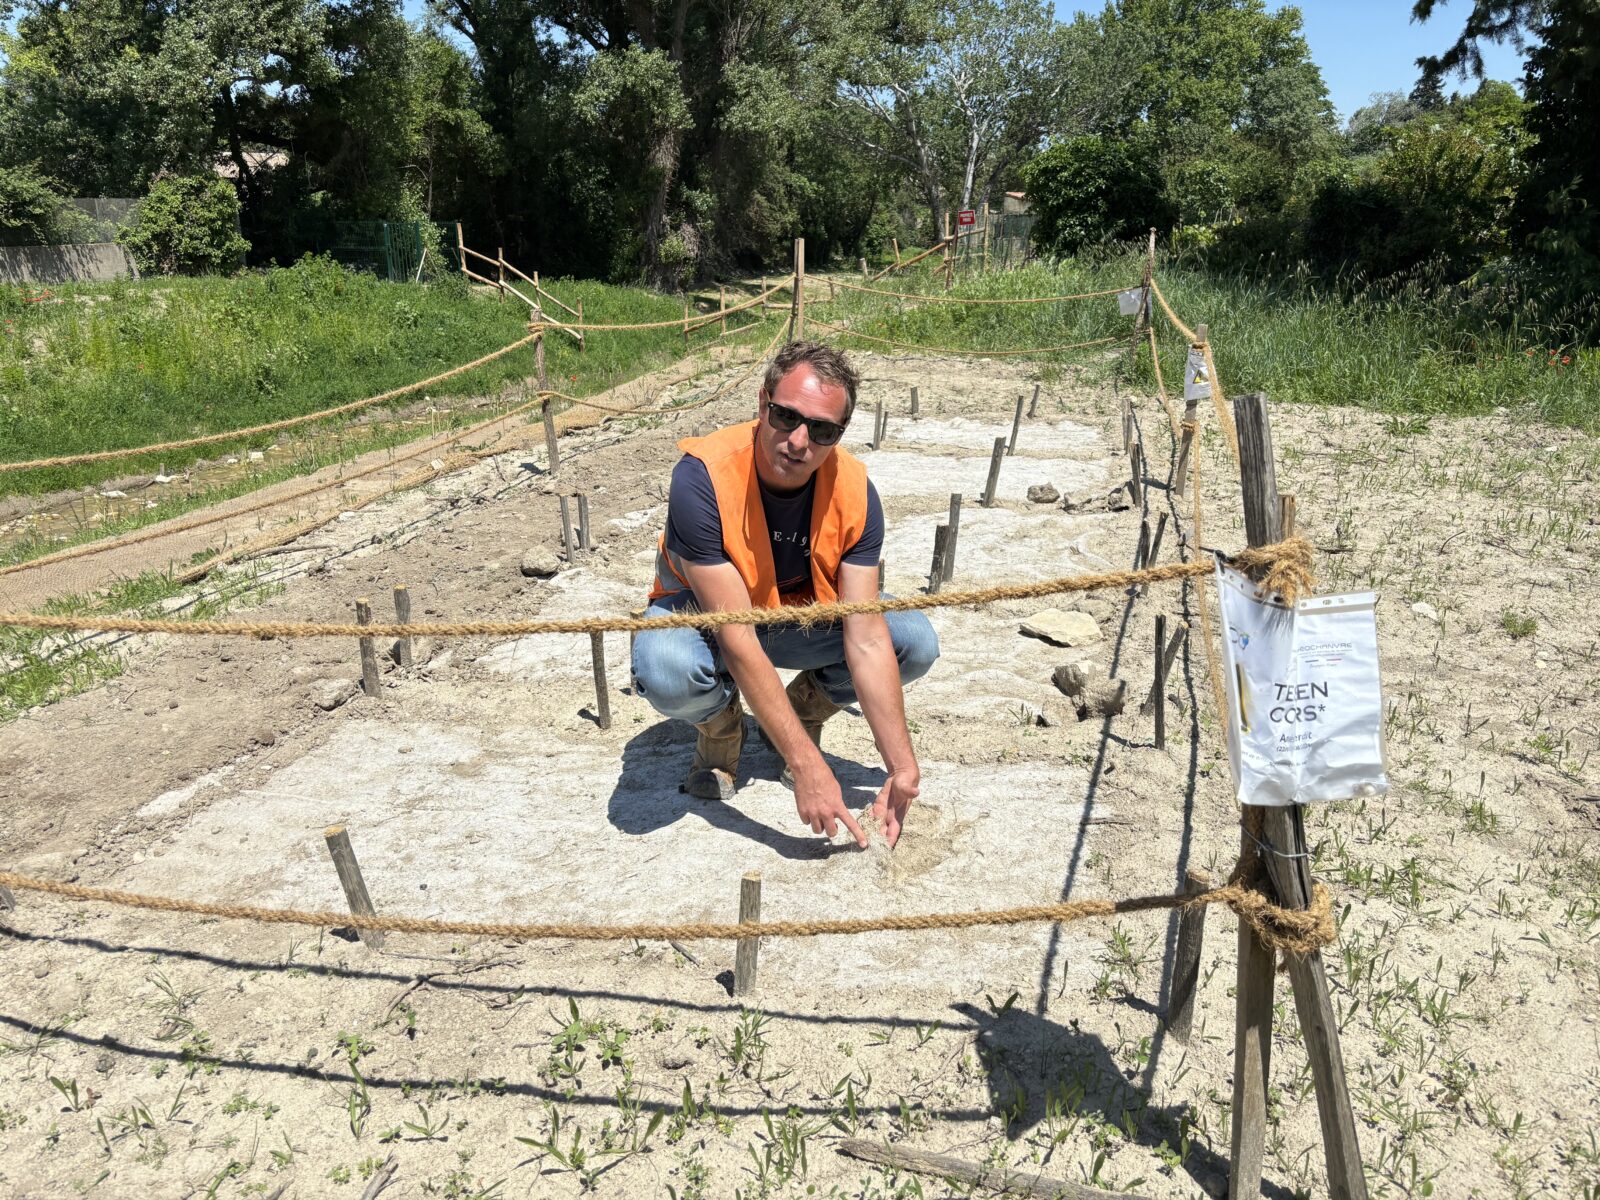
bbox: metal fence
[316,221,459,283]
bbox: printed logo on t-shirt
[772,530,810,555]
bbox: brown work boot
[765,670,842,790]
[684,694,746,800]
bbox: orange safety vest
[649,420,869,607]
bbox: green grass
[0,565,281,722]
[818,245,1597,429]
[0,256,715,498]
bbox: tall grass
[816,245,1597,430]
[0,256,702,498]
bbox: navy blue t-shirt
[664,456,884,602]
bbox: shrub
[1022,136,1170,255]
[119,176,250,275]
[0,165,94,247]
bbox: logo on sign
[957,210,977,227]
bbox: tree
[1022,135,1169,253]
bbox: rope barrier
[1148,276,1198,344]
[1200,339,1242,466]
[826,278,1132,306]
[0,869,1336,958]
[807,320,1123,358]
[0,538,1314,640]
[532,279,791,334]
[1146,324,1179,438]
[0,334,542,474]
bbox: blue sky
[1058,0,1528,124]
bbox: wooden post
[455,222,466,281]
[877,561,885,592]
[943,213,953,291]
[323,826,385,952]
[354,599,380,697]
[1172,424,1195,496]
[734,871,761,996]
[541,398,560,475]
[854,257,865,277]
[1280,493,1297,538]
[1129,442,1144,506]
[589,631,611,730]
[891,238,902,267]
[719,284,728,335]
[534,322,548,392]
[1141,513,1169,596]
[1007,394,1024,455]
[558,496,576,561]
[982,437,1005,507]
[943,493,961,583]
[980,202,990,272]
[577,493,593,552]
[392,585,413,669]
[910,386,920,418]
[1135,518,1151,572]
[929,524,949,594]
[683,293,691,349]
[792,238,806,341]
[1142,622,1188,716]
[577,298,584,352]
[496,247,505,303]
[1166,867,1210,1040]
[875,400,888,449]
[1153,613,1168,749]
[1121,398,1133,453]
[1233,391,1368,1200]
[1028,383,1040,418]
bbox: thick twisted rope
[0,539,1314,639]
[1146,324,1179,438]
[531,279,790,334]
[0,334,541,474]
[0,870,1336,957]
[1148,276,1198,344]
[826,279,1132,306]
[807,320,1122,358]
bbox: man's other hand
[871,767,920,849]
[794,765,866,847]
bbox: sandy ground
[1,346,1597,1200]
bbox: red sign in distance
[956,209,977,227]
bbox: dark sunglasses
[763,398,848,446]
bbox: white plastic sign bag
[1117,287,1144,317]
[1215,558,1388,806]
[1184,347,1211,402]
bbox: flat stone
[1026,483,1060,504]
[254,728,276,747]
[520,548,562,578]
[1411,601,1439,622]
[1020,609,1101,648]
[310,678,358,712]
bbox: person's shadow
[604,710,885,859]
[952,999,1300,1200]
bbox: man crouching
[630,341,939,848]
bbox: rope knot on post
[1209,876,1338,964]
[1230,534,1315,606]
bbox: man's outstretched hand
[871,767,920,849]
[794,767,867,848]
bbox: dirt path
[0,350,1596,1200]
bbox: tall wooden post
[541,398,560,475]
[795,238,806,341]
[1231,391,1368,1200]
[943,213,953,291]
[496,247,505,303]
[589,632,611,730]
[455,222,466,281]
[354,599,380,697]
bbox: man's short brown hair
[762,341,861,425]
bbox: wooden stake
[979,202,990,272]
[1153,613,1168,749]
[455,222,466,281]
[1142,622,1188,715]
[1233,391,1368,1200]
[534,323,548,392]
[982,437,1005,507]
[577,298,584,351]
[874,400,886,449]
[1129,442,1144,506]
[719,284,727,335]
[1122,398,1133,452]
[392,585,413,669]
[496,247,505,303]
[558,496,576,560]
[910,386,919,418]
[734,871,761,996]
[589,631,611,730]
[835,1139,1130,1200]
[1172,423,1195,496]
[929,524,949,594]
[1007,394,1024,455]
[323,825,385,952]
[792,238,806,341]
[891,238,902,267]
[577,494,592,551]
[541,398,560,474]
[354,599,380,697]
[1280,493,1297,538]
[683,293,691,349]
[1166,867,1210,1040]
[1141,513,1169,595]
[1028,383,1040,418]
[943,492,961,583]
[877,561,885,592]
[1135,518,1151,573]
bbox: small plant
[49,1076,91,1112]
[1500,608,1537,639]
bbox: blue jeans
[631,589,940,725]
